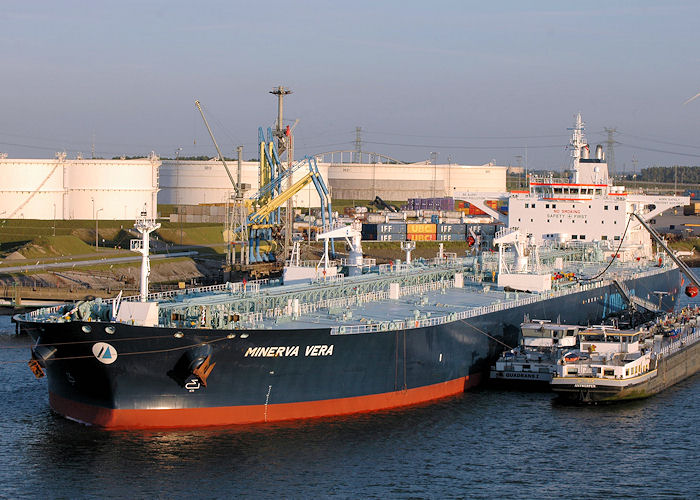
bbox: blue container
[437,223,466,234]
[377,233,405,242]
[436,233,466,241]
[377,223,407,234]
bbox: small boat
[551,306,700,403]
[490,320,581,388]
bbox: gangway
[612,279,660,313]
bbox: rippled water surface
[1,300,699,499]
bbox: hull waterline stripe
[48,374,481,429]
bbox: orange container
[407,233,436,241]
[407,223,436,233]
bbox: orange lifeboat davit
[685,285,698,298]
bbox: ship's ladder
[612,279,660,313]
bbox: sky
[1,0,699,173]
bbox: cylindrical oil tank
[0,158,65,219]
[326,161,506,201]
[65,156,160,220]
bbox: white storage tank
[0,156,65,219]
[325,160,507,200]
[0,153,160,220]
[65,155,159,220]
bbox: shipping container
[407,223,437,234]
[377,233,405,242]
[436,233,466,241]
[437,223,467,234]
[407,233,437,241]
[377,223,407,234]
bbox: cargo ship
[551,306,700,402]
[15,114,690,428]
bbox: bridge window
[546,204,550,208]
[596,189,602,195]
[602,236,608,240]
[553,204,557,208]
[572,235,578,239]
[525,203,529,208]
[615,205,619,210]
[580,235,585,239]
[604,205,608,210]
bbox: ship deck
[152,259,670,333]
[20,256,675,334]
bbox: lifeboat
[563,353,580,363]
[685,285,698,298]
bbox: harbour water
[1,299,699,499]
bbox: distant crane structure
[195,87,335,280]
[604,127,618,176]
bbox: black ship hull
[18,269,680,428]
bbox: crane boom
[194,100,238,196]
[631,212,700,288]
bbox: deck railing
[658,327,700,359]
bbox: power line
[362,129,567,140]
[363,140,565,150]
[618,132,700,150]
[616,142,700,159]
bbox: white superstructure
[457,114,689,259]
[0,153,160,220]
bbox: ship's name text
[244,345,334,357]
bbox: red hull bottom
[49,373,482,429]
